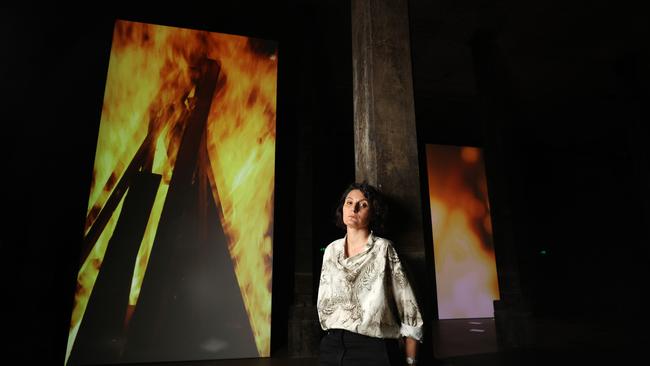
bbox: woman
[318,182,423,366]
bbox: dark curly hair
[335,181,387,233]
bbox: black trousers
[319,329,403,366]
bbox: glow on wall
[66,20,277,365]
[425,144,500,319]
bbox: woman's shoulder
[371,235,396,250]
[371,233,392,243]
[323,237,345,255]
[372,235,404,260]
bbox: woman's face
[342,189,371,230]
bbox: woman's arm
[386,242,424,363]
[405,337,418,363]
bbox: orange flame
[426,145,500,319]
[204,31,276,357]
[67,20,276,363]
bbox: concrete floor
[118,317,645,365]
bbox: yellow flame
[66,193,126,365]
[69,21,196,362]
[426,145,500,319]
[68,20,276,360]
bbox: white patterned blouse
[317,232,424,341]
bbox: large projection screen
[425,144,500,319]
[66,20,277,365]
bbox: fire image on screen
[426,144,500,319]
[65,20,277,365]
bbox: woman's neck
[346,227,370,249]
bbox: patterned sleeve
[386,242,424,342]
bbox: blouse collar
[339,231,377,259]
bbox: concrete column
[352,0,425,256]
[352,1,434,363]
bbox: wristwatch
[406,357,417,365]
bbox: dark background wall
[410,0,650,324]
[1,0,648,363]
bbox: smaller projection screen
[65,20,277,365]
[425,144,500,319]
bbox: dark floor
[437,316,645,366]
[433,318,498,359]
[118,317,645,366]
